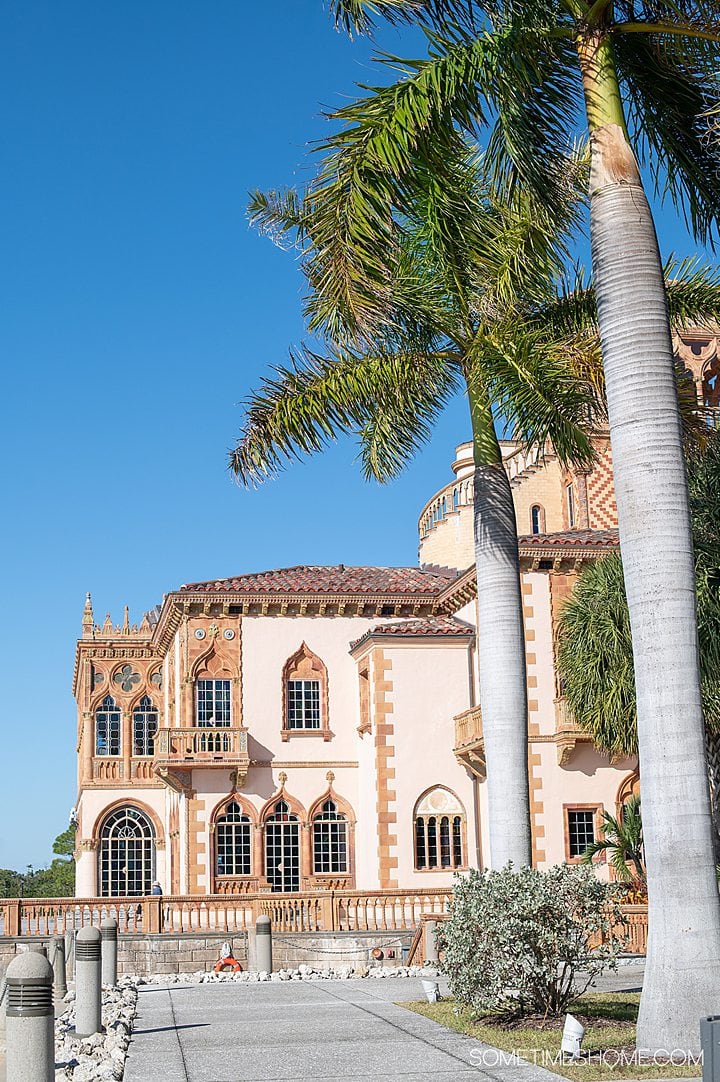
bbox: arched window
[313,800,348,874]
[282,644,330,739]
[215,801,251,877]
[133,696,158,756]
[96,696,121,757]
[265,800,300,892]
[531,505,544,535]
[414,788,466,871]
[99,806,155,897]
[453,488,459,509]
[196,678,231,727]
[566,483,576,527]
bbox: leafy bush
[438,864,624,1018]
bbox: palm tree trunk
[579,30,720,1054]
[468,383,532,868]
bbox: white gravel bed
[142,961,440,984]
[54,978,138,1082]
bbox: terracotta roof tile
[350,615,475,650]
[518,528,619,549]
[179,565,458,597]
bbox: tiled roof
[518,528,619,549]
[350,615,475,650]
[179,565,458,597]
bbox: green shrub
[438,864,624,1018]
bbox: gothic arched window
[531,504,545,535]
[99,806,155,897]
[265,800,300,892]
[414,788,466,871]
[133,696,158,756]
[96,696,121,757]
[215,801,251,877]
[312,800,348,874]
[282,644,330,739]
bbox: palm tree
[581,794,645,889]
[238,168,599,871]
[289,1,720,1050]
[238,156,720,875]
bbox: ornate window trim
[413,786,467,872]
[281,643,332,741]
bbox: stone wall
[0,930,413,977]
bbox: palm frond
[613,25,720,245]
[329,0,476,36]
[474,331,597,469]
[228,345,460,486]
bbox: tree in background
[558,438,720,836]
[2,826,76,898]
[581,794,646,891]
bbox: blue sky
[0,2,711,870]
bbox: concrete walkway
[123,977,563,1082]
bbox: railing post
[6,901,20,937]
[146,896,162,934]
[5,951,55,1082]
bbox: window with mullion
[96,696,121,757]
[287,679,320,729]
[568,809,596,857]
[133,696,158,756]
[196,679,231,727]
[312,800,348,874]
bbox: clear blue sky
[0,2,710,870]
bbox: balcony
[153,727,251,788]
[554,698,592,766]
[453,706,485,778]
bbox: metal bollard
[75,927,102,1037]
[100,918,118,988]
[255,915,273,974]
[701,1016,720,1082]
[424,920,438,964]
[5,951,54,1082]
[52,936,67,999]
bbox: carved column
[82,712,93,783]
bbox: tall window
[287,680,320,729]
[313,800,348,874]
[265,800,300,892]
[96,696,121,757]
[531,505,544,535]
[414,788,465,870]
[99,806,155,897]
[215,801,251,877]
[566,483,576,527]
[567,808,596,858]
[282,644,329,739]
[133,696,158,756]
[196,679,231,727]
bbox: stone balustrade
[0,888,453,938]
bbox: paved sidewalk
[123,977,563,1082]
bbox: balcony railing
[153,727,249,766]
[453,706,485,778]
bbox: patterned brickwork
[586,438,618,530]
[187,797,206,896]
[372,648,399,889]
[522,579,546,865]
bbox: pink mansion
[72,328,718,898]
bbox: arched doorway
[99,806,156,897]
[265,800,300,892]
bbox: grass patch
[403,994,701,1080]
